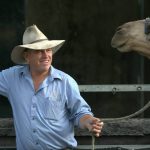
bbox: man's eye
[47,49,52,52]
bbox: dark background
[0,0,150,118]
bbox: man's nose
[42,50,48,56]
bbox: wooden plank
[1,118,150,136]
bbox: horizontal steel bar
[0,147,16,149]
[77,144,150,149]
[1,145,150,149]
[79,84,150,92]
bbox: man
[0,25,103,149]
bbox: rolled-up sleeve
[65,76,93,127]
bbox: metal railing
[79,84,150,92]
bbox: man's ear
[23,51,29,63]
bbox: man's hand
[80,115,104,137]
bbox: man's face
[24,48,53,74]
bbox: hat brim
[11,40,65,64]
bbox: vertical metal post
[138,0,145,117]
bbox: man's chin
[39,66,50,72]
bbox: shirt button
[33,105,35,108]
[32,117,35,120]
[36,142,39,145]
[33,129,36,133]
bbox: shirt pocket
[44,96,63,121]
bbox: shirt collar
[50,66,62,80]
[19,65,62,81]
[19,65,30,76]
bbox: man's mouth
[40,60,50,64]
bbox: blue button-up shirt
[0,65,92,150]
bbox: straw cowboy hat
[11,25,65,64]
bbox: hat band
[29,38,48,44]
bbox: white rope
[91,134,95,150]
[91,100,150,150]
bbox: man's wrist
[79,114,93,129]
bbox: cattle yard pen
[0,84,150,150]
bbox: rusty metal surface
[0,118,15,136]
[1,118,150,136]
[75,119,150,136]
